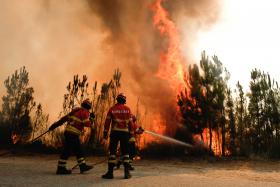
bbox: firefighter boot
[128,159,134,170]
[56,166,72,175]
[124,164,132,179]
[102,163,114,179]
[79,163,93,174]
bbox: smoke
[87,0,221,134]
[0,0,221,133]
[0,0,104,120]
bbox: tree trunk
[200,132,203,141]
[209,120,213,154]
[221,122,225,156]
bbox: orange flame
[151,0,188,92]
[11,132,21,144]
[80,128,91,144]
[134,0,192,149]
[138,0,192,148]
[150,1,230,158]
[202,128,221,156]
[200,128,230,156]
[138,114,167,149]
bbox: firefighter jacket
[64,107,92,136]
[104,103,134,134]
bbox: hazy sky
[192,0,280,91]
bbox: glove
[137,126,144,134]
[90,112,95,122]
[103,131,108,140]
[49,122,59,131]
[129,137,136,142]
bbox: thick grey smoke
[0,0,221,133]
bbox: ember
[11,132,21,145]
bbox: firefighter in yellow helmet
[102,93,134,179]
[49,99,95,174]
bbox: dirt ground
[1,153,280,187]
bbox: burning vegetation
[11,132,21,145]
[151,0,187,88]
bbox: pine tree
[32,104,49,143]
[1,67,36,144]
[226,88,236,155]
[177,64,204,137]
[248,69,263,154]
[178,51,228,155]
[61,75,89,116]
[234,81,248,155]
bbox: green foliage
[225,88,236,155]
[247,69,280,155]
[234,82,247,153]
[178,51,280,158]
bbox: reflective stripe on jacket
[104,103,134,133]
[65,107,91,135]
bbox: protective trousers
[109,131,130,164]
[105,130,130,178]
[128,141,136,165]
[58,132,86,168]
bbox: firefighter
[102,93,134,179]
[127,115,144,170]
[49,99,94,175]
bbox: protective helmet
[116,93,126,104]
[81,99,92,110]
[131,115,137,122]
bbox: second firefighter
[102,93,134,179]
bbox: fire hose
[71,158,107,170]
[72,130,194,170]
[143,130,193,148]
[30,130,50,143]
[0,130,51,156]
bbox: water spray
[144,130,193,148]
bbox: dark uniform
[102,93,134,179]
[49,99,94,175]
[115,115,144,170]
